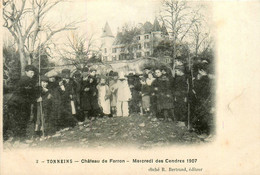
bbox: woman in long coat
[153,68,174,121]
[80,72,100,119]
[57,69,78,128]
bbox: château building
[101,18,169,62]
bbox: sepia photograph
[2,0,215,149]
[1,0,260,174]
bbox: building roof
[143,21,153,34]
[102,22,114,38]
[161,23,169,35]
[152,18,161,32]
[110,18,168,47]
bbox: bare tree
[114,23,141,59]
[3,0,79,75]
[57,32,99,71]
[188,15,212,57]
[159,0,203,76]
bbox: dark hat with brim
[25,65,36,72]
[82,67,89,72]
[41,75,49,82]
[113,72,118,76]
[108,70,114,76]
[62,69,70,74]
[61,69,71,78]
[61,73,70,79]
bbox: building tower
[101,22,115,62]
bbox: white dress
[98,85,111,115]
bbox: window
[145,35,149,39]
[119,54,125,60]
[137,44,142,50]
[137,36,141,40]
[136,52,142,58]
[103,56,107,61]
[112,48,116,53]
[104,48,107,53]
[144,42,150,48]
[121,47,125,52]
[112,55,117,60]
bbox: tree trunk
[18,41,27,76]
[172,37,177,77]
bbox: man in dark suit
[6,65,37,140]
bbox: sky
[43,0,164,42]
[3,0,212,64]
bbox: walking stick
[187,52,193,130]
[38,46,45,137]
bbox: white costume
[97,84,111,115]
[115,72,132,117]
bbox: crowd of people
[3,59,214,141]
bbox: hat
[175,65,185,71]
[108,70,114,76]
[160,65,168,71]
[61,69,71,79]
[201,60,208,64]
[143,66,151,70]
[127,73,135,77]
[40,75,49,82]
[45,70,58,78]
[82,67,89,72]
[89,67,97,72]
[74,70,81,76]
[61,69,70,75]
[82,72,88,78]
[113,72,118,77]
[25,65,36,72]
[147,70,153,74]
[118,72,126,80]
[61,74,70,79]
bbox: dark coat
[174,75,188,121]
[128,75,141,113]
[174,75,187,97]
[153,76,174,111]
[10,75,37,106]
[192,75,213,134]
[80,76,99,111]
[57,79,77,128]
[6,75,37,137]
[46,82,61,133]
[35,86,51,132]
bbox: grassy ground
[4,113,213,149]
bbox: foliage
[115,23,141,59]
[58,33,101,71]
[153,40,173,58]
[3,0,80,75]
[117,23,141,45]
[3,45,21,92]
[31,52,55,76]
